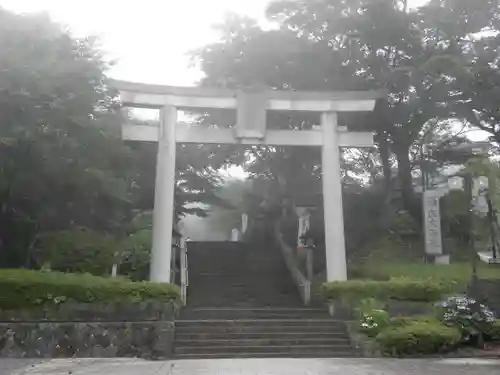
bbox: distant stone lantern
[294,196,318,248]
[295,196,318,280]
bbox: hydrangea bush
[436,295,495,341]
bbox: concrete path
[3,358,500,375]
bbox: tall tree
[0,8,227,269]
[418,0,500,144]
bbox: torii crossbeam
[112,80,384,283]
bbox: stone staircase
[172,241,356,359]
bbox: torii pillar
[112,80,384,283]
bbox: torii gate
[112,80,383,283]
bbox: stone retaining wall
[0,301,178,359]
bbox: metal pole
[486,193,498,260]
[464,174,478,286]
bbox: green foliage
[436,295,496,341]
[0,9,229,270]
[323,278,457,303]
[0,9,132,267]
[358,299,390,337]
[389,316,440,327]
[0,269,179,310]
[485,320,500,342]
[37,229,120,276]
[120,229,152,281]
[195,0,500,238]
[375,320,461,356]
[354,262,500,285]
[390,210,420,238]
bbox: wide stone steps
[173,314,356,359]
[178,242,355,358]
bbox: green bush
[119,229,152,281]
[436,295,496,342]
[389,316,440,327]
[0,269,179,309]
[37,229,121,276]
[485,319,500,341]
[376,321,461,356]
[357,298,390,337]
[323,278,456,303]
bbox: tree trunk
[376,132,392,196]
[393,142,419,221]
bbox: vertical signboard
[423,190,443,255]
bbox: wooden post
[321,112,347,281]
[150,106,177,283]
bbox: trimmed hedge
[375,321,461,356]
[323,278,457,302]
[0,269,179,310]
[389,316,440,327]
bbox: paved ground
[2,358,500,375]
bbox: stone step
[173,351,358,359]
[180,308,329,320]
[175,319,346,328]
[174,337,350,347]
[185,296,303,307]
[175,326,343,335]
[175,331,347,340]
[173,344,353,356]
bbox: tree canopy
[0,8,225,270]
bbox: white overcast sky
[1,0,429,86]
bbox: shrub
[0,269,179,309]
[119,229,152,281]
[360,310,390,337]
[485,320,500,341]
[376,321,461,356]
[323,278,456,303]
[436,295,495,342]
[357,298,390,337]
[37,229,121,276]
[389,315,440,327]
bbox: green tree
[0,8,229,272]
[0,9,132,267]
[418,0,500,144]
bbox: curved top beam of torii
[111,79,385,112]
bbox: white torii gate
[112,80,383,283]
